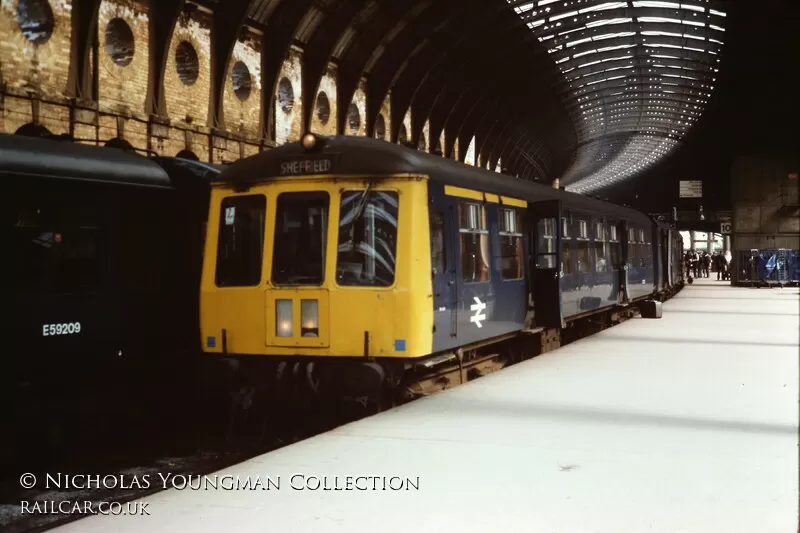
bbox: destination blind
[280,158,332,176]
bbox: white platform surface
[55,279,799,533]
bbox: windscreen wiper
[346,182,373,247]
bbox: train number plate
[42,322,82,336]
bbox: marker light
[301,299,319,338]
[301,133,317,151]
[276,300,293,337]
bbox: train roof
[151,156,225,182]
[0,133,172,189]
[219,135,652,223]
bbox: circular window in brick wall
[316,92,330,125]
[16,0,55,45]
[175,41,199,86]
[374,114,386,140]
[347,103,360,133]
[398,124,408,145]
[232,61,252,101]
[278,78,294,113]
[105,18,135,67]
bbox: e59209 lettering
[42,322,82,336]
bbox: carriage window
[459,203,490,283]
[575,218,590,273]
[430,210,446,275]
[536,218,556,269]
[578,220,588,239]
[639,229,645,244]
[498,208,523,279]
[594,219,608,272]
[627,227,639,267]
[561,215,572,274]
[216,194,266,287]
[273,192,329,286]
[336,190,399,287]
[608,222,621,268]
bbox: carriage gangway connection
[53,277,799,533]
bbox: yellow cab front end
[199,162,434,394]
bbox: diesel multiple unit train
[200,133,683,400]
[8,131,682,466]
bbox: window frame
[334,188,400,289]
[498,206,524,281]
[458,202,491,284]
[215,193,267,288]
[271,191,330,287]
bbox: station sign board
[720,222,732,234]
[679,180,703,198]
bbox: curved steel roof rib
[508,0,726,193]
[154,0,580,181]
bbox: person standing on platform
[723,249,733,281]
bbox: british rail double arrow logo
[470,297,486,328]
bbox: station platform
[55,278,799,533]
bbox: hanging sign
[679,180,702,198]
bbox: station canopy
[508,0,726,193]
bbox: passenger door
[430,207,457,349]
[529,200,563,328]
[619,220,631,303]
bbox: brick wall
[346,77,366,136]
[433,129,443,153]
[222,27,261,138]
[464,136,476,166]
[1,0,72,134]
[399,107,410,145]
[0,0,71,97]
[163,3,210,127]
[275,47,302,145]
[310,62,336,136]
[421,118,430,151]
[97,0,148,116]
[1,1,470,163]
[376,91,390,141]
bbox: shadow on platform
[441,399,798,438]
